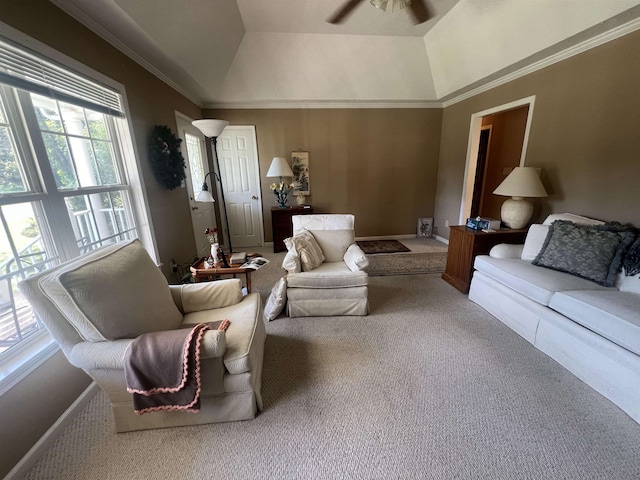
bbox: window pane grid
[0,95,29,194]
[79,230,136,255]
[185,133,204,195]
[65,190,136,253]
[33,93,121,190]
[0,202,58,354]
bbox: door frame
[175,111,217,256]
[215,125,265,249]
[469,124,493,218]
[458,95,536,224]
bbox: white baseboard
[268,235,449,246]
[4,382,99,480]
[434,234,449,245]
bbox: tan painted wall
[434,29,640,239]
[0,351,91,478]
[204,108,443,241]
[0,1,203,476]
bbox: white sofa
[468,213,640,423]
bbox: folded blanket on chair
[124,321,229,415]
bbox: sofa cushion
[287,262,368,288]
[549,290,640,355]
[42,240,183,342]
[286,229,325,271]
[264,276,287,321]
[521,224,549,261]
[542,213,604,226]
[489,243,523,259]
[474,256,612,306]
[309,229,355,262]
[182,292,261,374]
[623,235,640,277]
[344,244,369,271]
[532,220,635,287]
[179,279,242,313]
[619,273,640,294]
[292,214,354,233]
[281,250,301,274]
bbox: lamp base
[500,197,533,229]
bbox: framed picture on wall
[417,217,433,238]
[292,151,310,195]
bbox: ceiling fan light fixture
[370,0,411,13]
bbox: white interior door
[216,126,263,249]
[176,114,217,258]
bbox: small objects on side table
[218,247,230,268]
[190,253,263,292]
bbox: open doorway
[175,112,217,258]
[459,96,536,224]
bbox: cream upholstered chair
[282,214,369,317]
[18,239,266,432]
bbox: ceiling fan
[327,0,432,25]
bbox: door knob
[252,195,258,200]
[191,206,199,210]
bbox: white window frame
[0,21,157,395]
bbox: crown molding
[51,0,204,107]
[203,99,443,110]
[442,15,640,108]
[50,1,640,112]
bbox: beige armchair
[282,214,369,317]
[18,240,265,432]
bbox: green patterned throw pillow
[532,220,635,287]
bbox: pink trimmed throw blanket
[124,320,230,415]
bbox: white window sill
[0,331,59,396]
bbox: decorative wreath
[148,125,186,190]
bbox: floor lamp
[191,119,232,254]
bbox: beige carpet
[365,237,448,276]
[23,250,640,480]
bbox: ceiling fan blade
[327,0,365,24]
[408,0,432,24]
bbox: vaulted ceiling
[51,0,640,107]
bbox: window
[0,32,153,388]
[185,132,205,196]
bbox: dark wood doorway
[470,126,491,218]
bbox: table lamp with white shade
[493,167,548,229]
[266,157,294,208]
[266,156,294,181]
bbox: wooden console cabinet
[271,206,313,252]
[442,226,528,293]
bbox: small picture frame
[417,217,433,238]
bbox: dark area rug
[356,240,411,254]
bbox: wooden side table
[271,205,313,252]
[190,257,253,292]
[442,226,528,293]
